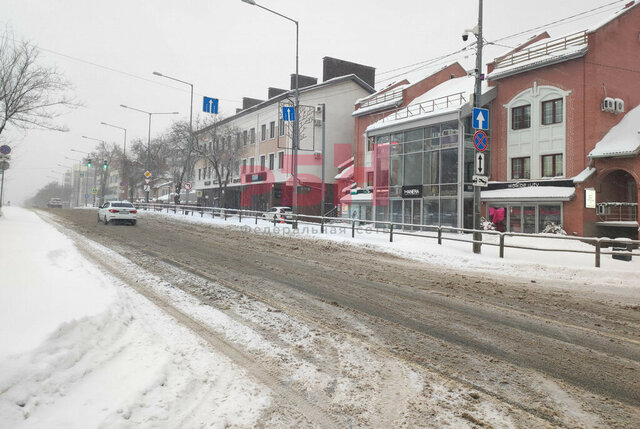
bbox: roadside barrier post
[438,227,442,245]
[595,239,601,268]
[321,216,324,234]
[389,223,394,242]
[239,210,242,223]
[255,212,258,224]
[499,233,505,258]
[352,220,355,238]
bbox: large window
[542,154,563,177]
[260,124,266,141]
[269,121,275,139]
[250,128,256,144]
[279,118,285,136]
[243,130,248,146]
[268,153,274,170]
[512,105,531,130]
[260,155,266,171]
[278,151,284,169]
[542,99,563,125]
[511,157,530,179]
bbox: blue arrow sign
[282,106,295,121]
[472,107,489,130]
[203,96,219,114]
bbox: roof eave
[487,47,587,82]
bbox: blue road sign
[473,130,488,152]
[0,145,10,155]
[282,106,295,121]
[472,107,489,130]
[203,96,219,114]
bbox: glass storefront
[487,203,562,233]
[372,118,487,229]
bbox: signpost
[183,181,192,191]
[472,107,489,130]
[203,97,219,114]
[475,152,486,175]
[472,175,488,187]
[473,130,488,152]
[282,106,295,121]
[0,145,11,155]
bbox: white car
[262,206,293,223]
[98,201,137,225]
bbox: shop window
[440,122,458,148]
[542,154,563,177]
[424,199,439,225]
[403,152,422,186]
[542,99,563,125]
[404,128,423,153]
[423,151,439,184]
[512,105,531,130]
[509,206,522,232]
[539,205,561,231]
[390,155,403,186]
[511,157,530,179]
[440,199,457,227]
[440,149,458,184]
[488,206,506,232]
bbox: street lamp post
[472,0,484,254]
[82,136,106,205]
[120,104,179,203]
[152,71,194,205]
[101,122,127,201]
[241,0,300,226]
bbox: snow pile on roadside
[138,209,640,289]
[0,207,270,428]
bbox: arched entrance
[596,169,638,239]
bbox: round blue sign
[0,145,11,155]
[473,131,488,152]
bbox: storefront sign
[585,188,596,208]
[402,185,423,199]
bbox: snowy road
[3,207,639,428]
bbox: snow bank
[0,207,270,428]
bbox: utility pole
[472,0,484,254]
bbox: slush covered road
[45,208,640,428]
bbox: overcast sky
[0,0,627,204]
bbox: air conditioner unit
[614,98,624,114]
[601,97,615,112]
[313,151,322,159]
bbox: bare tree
[159,120,194,204]
[0,29,75,138]
[194,117,243,207]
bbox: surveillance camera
[462,32,469,42]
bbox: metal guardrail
[494,31,587,69]
[359,88,404,109]
[134,202,640,268]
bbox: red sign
[473,131,488,152]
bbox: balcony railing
[359,88,404,109]
[494,31,587,69]
[596,202,638,223]
[377,92,467,125]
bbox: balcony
[596,202,638,224]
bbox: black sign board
[402,185,423,199]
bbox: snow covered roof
[481,186,575,202]
[334,164,354,180]
[487,32,588,81]
[588,1,640,34]
[366,76,482,132]
[589,105,640,159]
[337,156,354,170]
[572,167,596,184]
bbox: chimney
[268,87,287,99]
[290,74,317,90]
[242,97,264,110]
[322,57,375,88]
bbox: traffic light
[103,160,108,170]
[86,158,92,168]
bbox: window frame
[278,151,284,170]
[541,153,563,177]
[260,154,266,171]
[278,118,285,136]
[250,128,256,145]
[541,98,563,125]
[511,157,531,180]
[511,104,531,130]
[268,152,275,171]
[261,124,266,142]
[269,121,275,139]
